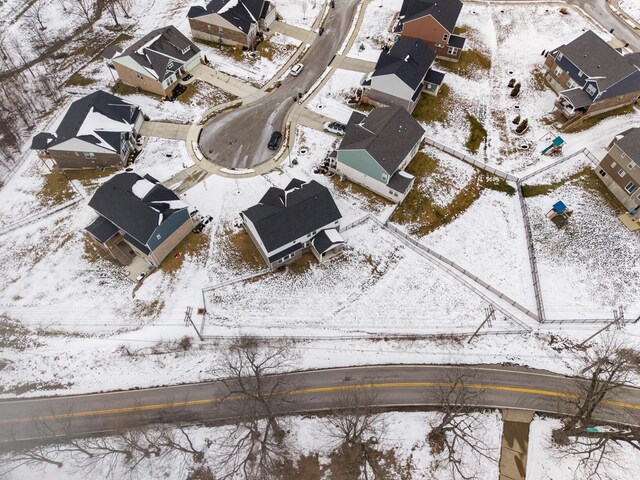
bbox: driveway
[270,20,317,43]
[198,0,362,169]
[139,121,191,140]
[191,63,263,99]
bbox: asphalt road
[574,0,640,51]
[2,365,640,445]
[198,0,360,169]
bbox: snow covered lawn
[276,0,324,30]
[346,0,402,62]
[619,0,640,23]
[306,68,367,123]
[133,138,194,182]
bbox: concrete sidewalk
[271,20,317,43]
[297,108,341,131]
[139,121,191,140]
[499,409,534,480]
[336,55,376,73]
[192,64,263,99]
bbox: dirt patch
[161,232,210,274]
[442,49,492,77]
[0,316,43,350]
[412,84,452,124]
[38,171,76,207]
[465,113,487,154]
[0,381,74,396]
[222,227,266,271]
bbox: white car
[323,122,346,136]
[290,63,304,76]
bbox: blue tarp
[553,201,567,214]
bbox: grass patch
[465,113,487,154]
[412,84,452,124]
[351,102,376,113]
[224,227,266,270]
[0,315,42,350]
[521,167,612,202]
[38,171,75,207]
[443,49,491,77]
[285,251,315,274]
[111,80,163,99]
[570,105,636,132]
[65,167,118,184]
[454,25,469,36]
[485,177,516,196]
[66,72,98,87]
[196,39,245,61]
[531,68,548,92]
[161,232,210,274]
[255,38,295,61]
[0,381,73,396]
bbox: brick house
[240,179,344,270]
[85,173,196,280]
[187,0,277,49]
[394,0,466,62]
[361,38,445,113]
[543,30,640,131]
[332,106,424,203]
[596,128,640,213]
[30,91,143,170]
[111,26,202,97]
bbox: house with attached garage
[393,0,466,62]
[187,0,277,49]
[596,127,640,213]
[85,172,196,281]
[110,25,202,97]
[332,106,424,203]
[360,37,445,113]
[240,179,344,270]
[544,30,640,131]
[30,90,143,170]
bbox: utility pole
[578,306,625,347]
[468,304,496,344]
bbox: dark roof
[85,216,119,243]
[339,107,425,175]
[187,0,268,32]
[553,30,640,92]
[388,170,415,194]
[373,38,436,90]
[312,229,345,256]
[399,0,463,33]
[625,52,640,69]
[614,128,640,165]
[242,179,342,252]
[30,91,140,153]
[448,34,466,49]
[559,88,593,109]
[88,172,188,246]
[116,25,200,81]
[425,69,445,85]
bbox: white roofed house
[187,0,277,50]
[85,172,196,281]
[240,179,345,270]
[30,90,143,170]
[110,25,202,97]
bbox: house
[596,128,640,213]
[187,0,277,49]
[361,38,445,113]
[544,30,640,130]
[111,25,202,97]
[394,0,466,62]
[30,91,143,170]
[332,106,424,203]
[85,172,195,280]
[240,179,344,270]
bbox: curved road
[199,0,360,169]
[2,365,640,444]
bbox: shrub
[178,336,193,351]
[510,82,521,97]
[516,119,529,134]
[512,114,521,125]
[508,78,516,88]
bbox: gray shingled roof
[559,88,593,109]
[187,0,269,32]
[116,25,200,81]
[372,38,436,90]
[85,216,119,243]
[339,107,424,175]
[30,90,140,153]
[399,0,463,33]
[242,180,342,253]
[615,127,640,165]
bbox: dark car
[268,131,282,150]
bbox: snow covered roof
[187,0,270,33]
[398,0,464,33]
[88,172,188,248]
[30,90,140,154]
[116,25,200,81]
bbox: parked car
[290,63,304,76]
[268,131,283,150]
[323,122,346,136]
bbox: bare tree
[428,370,497,480]
[300,1,309,20]
[63,0,95,24]
[24,0,50,30]
[104,0,132,27]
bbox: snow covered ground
[346,0,402,62]
[306,68,366,123]
[133,138,194,182]
[619,0,640,23]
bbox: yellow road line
[1,382,638,425]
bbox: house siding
[47,150,126,170]
[597,144,640,211]
[401,16,461,61]
[189,16,257,49]
[147,212,195,267]
[337,150,388,183]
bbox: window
[443,34,449,41]
[622,153,627,159]
[619,169,626,178]
[586,84,597,96]
[567,79,577,89]
[578,70,583,77]
[218,26,224,34]
[611,161,617,168]
[625,181,637,193]
[554,66,562,77]
[448,47,458,55]
[629,162,635,170]
[435,43,444,48]
[156,234,162,240]
[381,174,388,181]
[83,152,96,159]
[557,52,564,60]
[599,169,607,177]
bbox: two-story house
[543,30,640,130]
[240,179,344,270]
[361,38,445,113]
[597,128,640,213]
[85,172,196,281]
[394,0,466,62]
[333,106,425,203]
[30,91,143,170]
[187,0,277,49]
[111,25,202,97]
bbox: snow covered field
[306,68,366,123]
[346,0,402,62]
[619,0,640,23]
[133,138,194,182]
